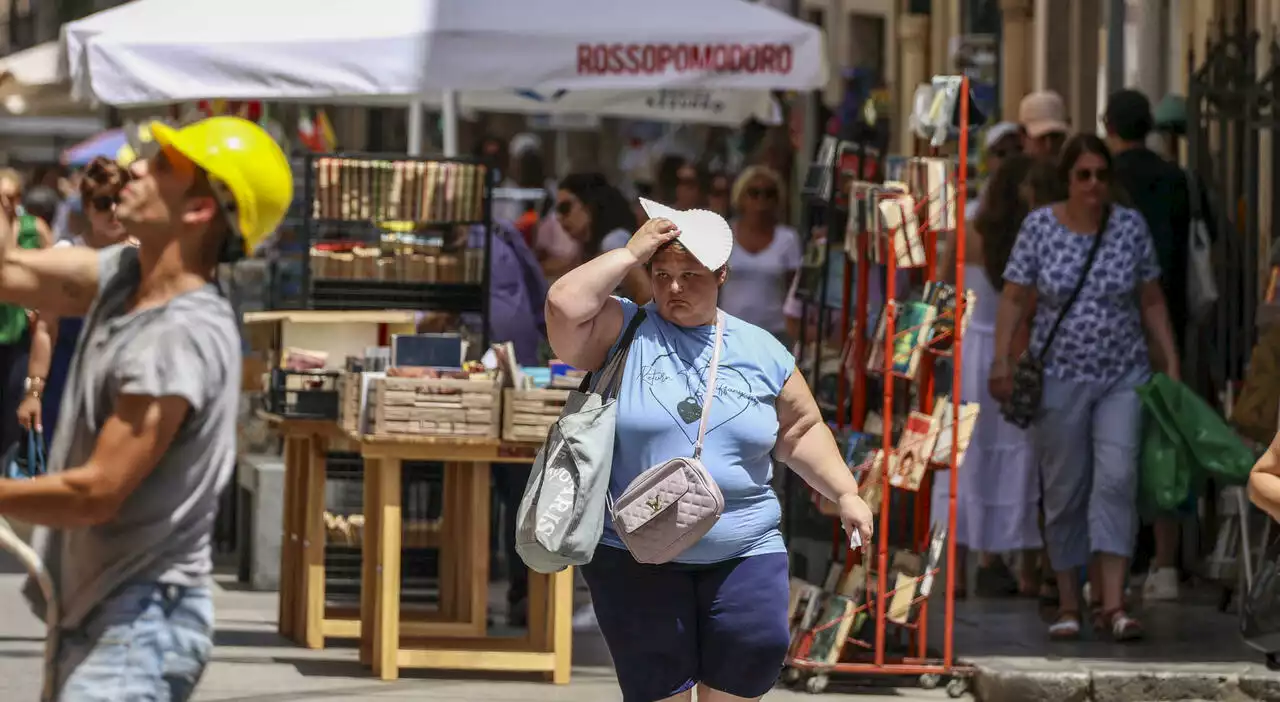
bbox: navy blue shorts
[581,546,791,702]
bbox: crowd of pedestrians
[477,89,1204,655]
[939,87,1202,641]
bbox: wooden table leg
[549,568,573,684]
[288,436,313,646]
[301,437,328,650]
[375,457,403,681]
[465,462,491,635]
[360,456,381,667]
[438,463,457,621]
[282,436,310,643]
[277,437,297,639]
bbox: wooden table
[265,413,357,648]
[245,309,416,648]
[353,433,573,683]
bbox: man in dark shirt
[1105,89,1192,344]
[1104,89,1191,603]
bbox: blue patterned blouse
[1003,205,1161,384]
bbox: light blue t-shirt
[599,297,794,563]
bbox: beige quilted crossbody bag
[608,310,727,564]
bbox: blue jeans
[56,583,214,701]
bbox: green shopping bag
[1136,380,1192,512]
[1142,373,1255,486]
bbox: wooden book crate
[371,375,501,438]
[502,388,570,443]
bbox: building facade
[0,0,128,164]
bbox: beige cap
[1018,91,1069,138]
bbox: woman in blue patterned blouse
[990,134,1179,641]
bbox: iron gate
[1186,20,1280,399]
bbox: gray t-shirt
[25,244,240,629]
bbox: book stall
[782,76,979,697]
[247,150,577,683]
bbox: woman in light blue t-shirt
[545,217,874,702]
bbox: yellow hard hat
[149,116,292,253]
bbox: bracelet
[23,376,44,392]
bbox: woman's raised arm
[545,218,677,370]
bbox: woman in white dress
[936,154,1061,597]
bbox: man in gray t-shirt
[0,116,292,701]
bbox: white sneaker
[1143,567,1180,602]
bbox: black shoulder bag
[1001,207,1111,428]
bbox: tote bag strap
[1037,205,1111,362]
[578,308,648,398]
[693,311,726,460]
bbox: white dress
[931,264,1042,552]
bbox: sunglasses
[90,194,119,212]
[1073,167,1110,183]
[990,145,1022,159]
[555,200,575,216]
[747,187,778,200]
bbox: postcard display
[283,152,493,319]
[784,76,977,698]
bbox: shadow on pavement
[214,628,304,649]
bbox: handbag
[1185,170,1219,322]
[609,311,727,565]
[1001,206,1111,429]
[3,429,44,481]
[515,310,647,574]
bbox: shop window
[7,0,34,52]
[847,13,885,85]
[965,0,1000,34]
[56,0,98,25]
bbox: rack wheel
[805,674,829,694]
[946,677,969,698]
[782,667,802,684]
[919,673,941,690]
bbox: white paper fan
[638,197,734,271]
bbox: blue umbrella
[61,128,128,167]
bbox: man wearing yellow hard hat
[0,115,289,700]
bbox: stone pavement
[0,553,958,701]
[2,544,1277,701]
[947,586,1280,701]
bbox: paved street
[4,546,1277,701]
[0,553,965,701]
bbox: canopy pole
[442,90,460,157]
[556,130,570,179]
[407,100,424,156]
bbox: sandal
[1102,609,1144,642]
[1048,611,1081,640]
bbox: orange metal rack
[784,76,973,697]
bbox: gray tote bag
[515,310,646,574]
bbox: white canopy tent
[65,0,825,149]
